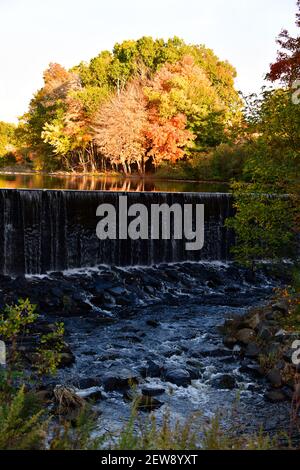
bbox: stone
[163,368,191,387]
[240,364,264,378]
[77,378,101,389]
[83,390,103,402]
[146,319,160,327]
[136,395,163,412]
[59,352,75,367]
[140,360,162,378]
[211,374,236,390]
[141,386,165,397]
[244,342,261,358]
[265,390,286,403]
[272,301,289,315]
[102,371,139,391]
[266,368,282,388]
[236,328,255,345]
[257,326,272,341]
[243,313,261,330]
[223,336,237,348]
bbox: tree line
[1,36,242,174]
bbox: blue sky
[0,0,298,122]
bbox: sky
[0,0,298,122]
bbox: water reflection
[0,173,229,193]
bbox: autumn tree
[267,0,300,84]
[93,81,148,174]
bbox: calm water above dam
[0,172,228,193]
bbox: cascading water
[0,189,234,275]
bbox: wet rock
[236,328,255,345]
[102,371,139,391]
[141,386,165,397]
[265,390,286,403]
[136,395,163,412]
[77,378,101,389]
[266,368,282,388]
[189,343,229,358]
[244,343,261,358]
[272,301,289,315]
[240,364,264,378]
[223,336,237,348]
[81,389,103,402]
[186,366,201,380]
[146,319,160,327]
[257,325,272,341]
[140,360,162,378]
[163,368,191,387]
[59,352,76,367]
[109,286,126,296]
[243,313,261,330]
[211,374,236,390]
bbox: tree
[267,0,300,84]
[93,81,148,174]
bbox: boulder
[140,360,162,378]
[102,371,139,391]
[236,328,255,345]
[163,368,191,387]
[211,374,236,390]
[265,390,286,403]
[244,342,261,358]
[136,395,163,412]
[141,386,165,397]
[266,368,282,388]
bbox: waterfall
[0,189,234,275]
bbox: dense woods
[1,37,242,174]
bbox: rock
[109,286,126,296]
[266,369,282,388]
[59,352,75,367]
[141,386,165,397]
[272,301,288,315]
[223,336,237,348]
[243,313,261,330]
[136,395,163,412]
[102,371,139,391]
[236,328,255,345]
[240,364,264,378]
[140,360,162,378]
[163,368,191,387]
[77,378,101,389]
[257,326,272,341]
[186,366,200,380]
[189,343,229,358]
[244,342,261,358]
[35,389,53,403]
[82,389,103,402]
[211,374,236,390]
[146,319,160,327]
[265,390,286,403]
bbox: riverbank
[221,289,300,408]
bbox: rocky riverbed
[1,261,297,438]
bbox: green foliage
[226,182,294,269]
[36,322,65,375]
[0,385,46,450]
[0,298,37,340]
